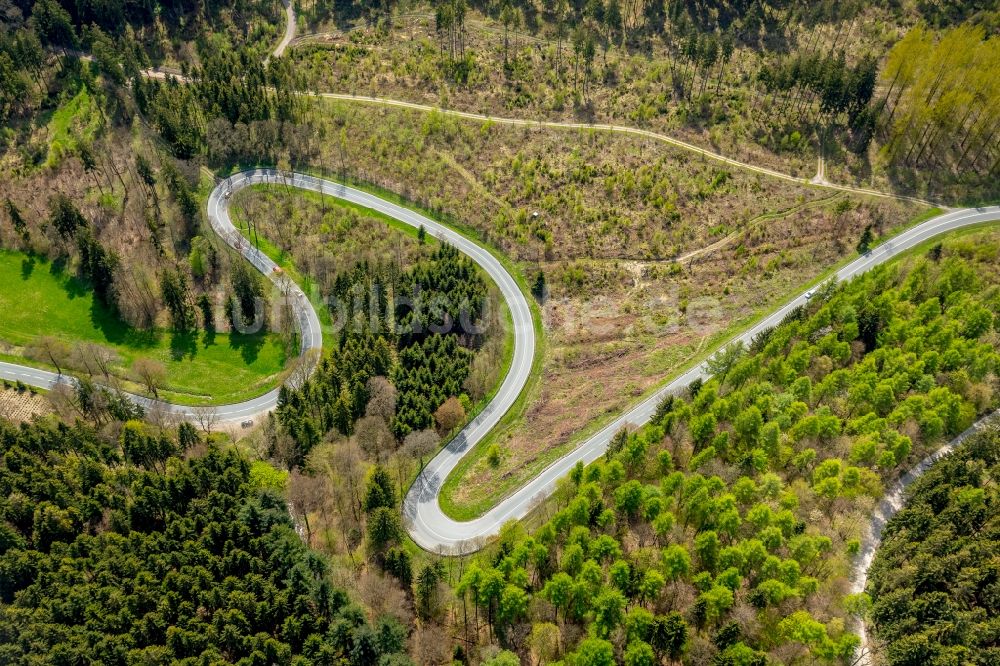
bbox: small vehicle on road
[804,289,816,300]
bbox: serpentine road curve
[22,8,998,653]
[407,205,1000,551]
[0,168,538,433]
[0,161,997,553]
[0,170,326,423]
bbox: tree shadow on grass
[85,299,160,350]
[10,250,161,351]
[20,255,35,280]
[170,330,199,361]
[56,266,92,301]
[201,326,216,349]
[228,331,265,366]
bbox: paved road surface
[404,206,1000,551]
[0,168,538,441]
[849,410,1000,664]
[270,0,297,60]
[0,170,325,423]
[3,149,997,554]
[2,168,996,548]
[45,6,1000,648]
[46,10,1000,652]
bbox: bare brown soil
[0,387,51,423]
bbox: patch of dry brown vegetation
[0,387,50,423]
[285,101,923,511]
[289,4,916,188]
[311,102,838,264]
[450,196,921,507]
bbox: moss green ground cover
[45,85,102,168]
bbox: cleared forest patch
[0,385,49,423]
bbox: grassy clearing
[0,250,288,405]
[46,85,102,168]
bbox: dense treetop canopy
[867,426,1000,666]
[452,238,999,663]
[0,420,411,665]
[275,242,489,468]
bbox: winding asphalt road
[0,167,537,436]
[23,7,1000,556]
[20,8,995,657]
[0,170,325,423]
[404,205,1000,551]
[270,0,297,60]
[2,164,998,546]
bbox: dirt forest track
[14,10,993,665]
[20,10,1000,656]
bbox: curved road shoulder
[1,167,539,454]
[0,170,325,423]
[405,206,1000,551]
[270,0,297,60]
[850,411,1000,665]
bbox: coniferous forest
[0,419,411,664]
[274,242,490,470]
[867,427,1000,666]
[2,0,1000,663]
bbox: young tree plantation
[431,239,999,663]
[1,0,998,664]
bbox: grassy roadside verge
[0,249,288,406]
[0,350,286,407]
[218,171,540,475]
[437,203,959,520]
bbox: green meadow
[0,250,288,405]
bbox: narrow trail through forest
[35,11,1000,657]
